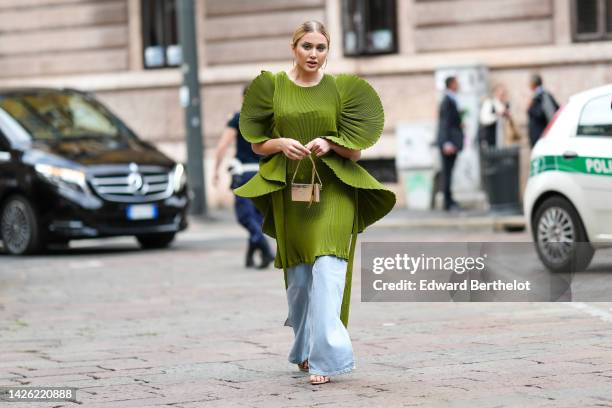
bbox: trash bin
[481,145,521,214]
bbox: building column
[128,0,144,70]
[398,0,416,54]
[554,0,572,44]
[326,0,343,61]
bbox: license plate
[127,204,158,220]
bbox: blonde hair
[291,20,330,49]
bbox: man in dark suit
[527,74,559,148]
[437,76,464,211]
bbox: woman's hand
[279,138,311,160]
[253,136,360,161]
[307,137,361,161]
[305,138,332,157]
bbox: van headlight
[35,164,89,194]
[172,163,187,193]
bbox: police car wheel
[136,232,176,249]
[533,196,594,273]
[0,195,44,255]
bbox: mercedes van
[0,88,189,255]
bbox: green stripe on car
[530,156,612,177]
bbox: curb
[375,215,526,230]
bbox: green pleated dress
[234,70,396,327]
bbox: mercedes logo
[127,172,149,195]
[126,163,149,195]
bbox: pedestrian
[437,76,464,211]
[478,84,512,148]
[234,20,395,385]
[213,87,275,269]
[527,74,559,148]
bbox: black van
[0,88,189,255]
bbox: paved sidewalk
[1,213,611,407]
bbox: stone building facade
[0,0,610,207]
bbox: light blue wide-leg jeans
[286,255,355,376]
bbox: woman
[234,21,395,385]
[478,84,513,148]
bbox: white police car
[524,84,612,273]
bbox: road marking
[568,302,612,324]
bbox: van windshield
[0,92,130,142]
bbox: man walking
[437,76,464,211]
[527,74,559,148]
[213,87,274,269]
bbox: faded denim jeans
[286,255,355,376]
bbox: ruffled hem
[320,155,396,233]
[239,70,276,144]
[234,152,396,238]
[332,73,385,150]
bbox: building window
[342,0,398,56]
[573,0,612,42]
[141,0,182,68]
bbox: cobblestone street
[2,211,612,407]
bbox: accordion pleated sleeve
[234,70,396,326]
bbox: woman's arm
[330,142,361,161]
[306,138,361,161]
[252,138,310,160]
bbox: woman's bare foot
[297,360,309,372]
[310,374,330,385]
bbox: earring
[323,59,328,70]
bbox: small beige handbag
[291,154,323,206]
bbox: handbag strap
[291,154,323,187]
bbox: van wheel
[136,232,176,249]
[0,195,44,255]
[532,196,594,273]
